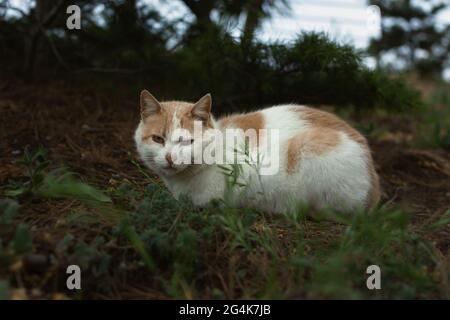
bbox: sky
[148,0,450,46]
[260,0,450,47]
[255,0,382,47]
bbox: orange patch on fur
[219,111,265,148]
[291,106,380,207]
[141,101,213,141]
[286,128,341,174]
[141,113,167,139]
[293,106,366,145]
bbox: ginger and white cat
[134,90,380,213]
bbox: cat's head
[134,90,216,177]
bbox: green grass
[416,82,450,149]
[0,148,449,299]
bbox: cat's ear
[192,93,212,122]
[140,90,161,119]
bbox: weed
[4,147,112,206]
[417,83,450,149]
[0,198,33,299]
[0,148,448,299]
[4,146,49,197]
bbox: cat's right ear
[140,90,161,119]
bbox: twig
[73,68,141,74]
[0,2,28,18]
[44,30,70,71]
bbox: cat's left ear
[140,90,161,119]
[192,93,212,122]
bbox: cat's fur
[134,90,380,213]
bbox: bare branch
[39,0,66,30]
[44,30,70,70]
[0,2,28,18]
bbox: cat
[134,90,380,213]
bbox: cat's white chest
[163,166,227,207]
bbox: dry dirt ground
[0,79,449,297]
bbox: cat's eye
[152,135,165,144]
[180,138,194,145]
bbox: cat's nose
[165,153,174,167]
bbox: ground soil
[0,79,449,298]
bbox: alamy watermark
[66,265,81,290]
[66,5,81,30]
[162,121,280,176]
[57,3,382,38]
[366,5,382,38]
[366,265,381,290]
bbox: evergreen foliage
[369,0,450,76]
[0,0,425,113]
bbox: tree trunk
[180,0,215,30]
[23,0,65,76]
[241,0,263,49]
